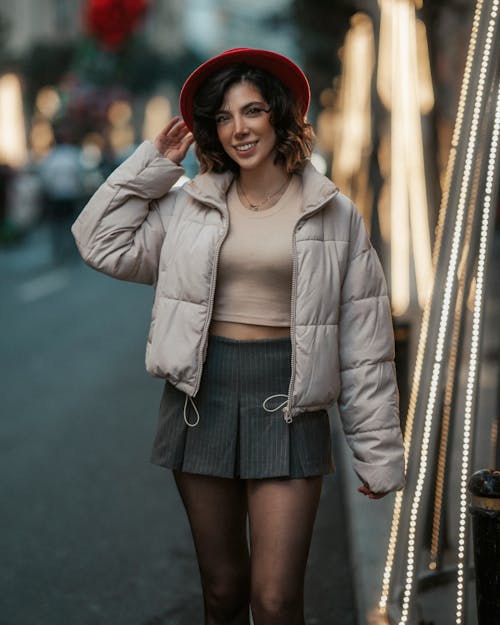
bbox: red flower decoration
[84,0,149,51]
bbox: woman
[72,48,404,625]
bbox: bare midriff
[208,320,290,340]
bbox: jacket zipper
[190,185,339,408]
[282,221,300,424]
[284,189,340,423]
[192,214,229,397]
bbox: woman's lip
[233,142,258,155]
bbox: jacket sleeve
[337,204,405,494]
[71,140,185,285]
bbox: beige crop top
[212,174,303,327]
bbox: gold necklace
[237,176,291,211]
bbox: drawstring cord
[183,393,292,428]
[262,394,293,423]
[183,394,201,427]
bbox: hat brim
[179,48,310,131]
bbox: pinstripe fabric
[150,335,335,479]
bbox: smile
[234,142,257,152]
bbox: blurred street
[0,226,357,625]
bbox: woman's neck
[238,162,289,197]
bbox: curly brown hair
[192,64,315,174]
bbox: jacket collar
[183,170,234,214]
[299,160,339,213]
[183,160,338,215]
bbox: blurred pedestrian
[39,123,84,263]
[72,48,405,625]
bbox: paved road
[0,226,356,625]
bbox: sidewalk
[341,230,500,625]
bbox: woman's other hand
[357,485,388,499]
[154,117,194,165]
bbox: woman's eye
[215,114,230,124]
[246,107,264,116]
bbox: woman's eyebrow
[215,101,267,114]
[241,100,267,110]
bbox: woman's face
[215,81,277,172]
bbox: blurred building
[0,0,184,56]
[144,0,185,55]
[1,0,84,53]
[182,0,298,59]
[0,0,297,60]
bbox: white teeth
[235,143,256,151]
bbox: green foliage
[74,34,166,91]
[69,34,203,95]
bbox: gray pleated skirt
[150,335,335,479]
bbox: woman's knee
[203,571,250,622]
[250,586,303,625]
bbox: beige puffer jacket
[72,140,405,493]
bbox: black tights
[173,471,323,625]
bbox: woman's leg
[246,476,323,625]
[173,470,251,625]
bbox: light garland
[430,142,482,568]
[397,2,498,620]
[455,80,499,625]
[429,263,463,569]
[378,0,483,611]
[378,0,500,621]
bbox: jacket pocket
[294,324,340,407]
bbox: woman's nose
[233,115,249,136]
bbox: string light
[379,0,499,619]
[429,284,461,566]
[455,79,499,624]
[379,0,483,607]
[377,0,434,316]
[398,1,497,619]
[332,13,375,226]
[429,148,480,567]
[0,74,27,167]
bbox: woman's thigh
[173,471,250,587]
[246,477,323,619]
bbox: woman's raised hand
[154,117,194,165]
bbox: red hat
[179,48,311,131]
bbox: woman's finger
[159,117,180,137]
[176,134,194,161]
[168,119,189,136]
[157,119,193,162]
[161,126,189,149]
[156,119,186,144]
[358,485,387,499]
